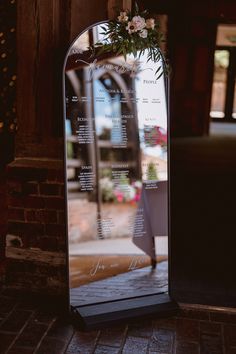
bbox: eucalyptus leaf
[89,5,169,80]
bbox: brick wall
[0,171,7,284]
[5,158,67,297]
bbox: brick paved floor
[0,291,236,353]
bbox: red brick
[16,234,29,248]
[210,311,236,324]
[176,318,199,341]
[200,322,222,335]
[7,346,36,353]
[23,196,45,209]
[57,211,65,224]
[0,237,6,259]
[5,272,48,290]
[0,333,16,354]
[57,239,67,251]
[44,197,65,210]
[200,333,223,354]
[26,210,57,224]
[0,197,5,210]
[40,236,60,251]
[0,227,7,243]
[8,208,25,221]
[224,324,236,348]
[66,331,99,354]
[47,169,64,182]
[60,185,65,197]
[8,195,45,209]
[176,341,199,354]
[7,165,48,181]
[25,210,42,223]
[39,183,60,196]
[22,182,39,195]
[27,235,42,250]
[7,195,24,208]
[47,318,73,340]
[8,221,44,237]
[153,318,176,330]
[93,345,119,353]
[99,326,127,347]
[36,337,69,354]
[179,307,209,321]
[14,320,49,348]
[0,175,7,248]
[45,224,65,237]
[7,180,22,195]
[0,308,32,332]
[128,320,153,338]
[123,336,149,354]
[149,329,175,353]
[0,295,17,313]
[44,211,58,223]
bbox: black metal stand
[70,293,178,330]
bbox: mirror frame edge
[62,20,174,316]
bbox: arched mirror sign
[63,18,176,328]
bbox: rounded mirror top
[65,16,168,81]
[64,11,169,306]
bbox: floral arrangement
[91,3,168,79]
[100,177,142,203]
[144,125,167,147]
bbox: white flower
[146,18,155,30]
[131,16,146,31]
[118,11,128,22]
[134,181,142,189]
[100,177,114,190]
[139,29,148,38]
[126,15,146,34]
[125,185,136,201]
[126,21,136,34]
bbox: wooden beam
[6,246,66,266]
[70,0,107,41]
[108,0,132,19]
[123,0,132,11]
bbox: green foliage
[90,2,169,79]
[214,50,229,69]
[67,141,73,159]
[147,162,158,180]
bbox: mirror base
[70,293,178,330]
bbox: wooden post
[123,0,132,11]
[108,0,132,19]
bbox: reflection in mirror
[64,22,169,306]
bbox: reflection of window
[210,50,229,119]
[210,25,236,122]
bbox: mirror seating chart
[63,9,175,326]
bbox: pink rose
[131,16,146,31]
[126,15,146,34]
